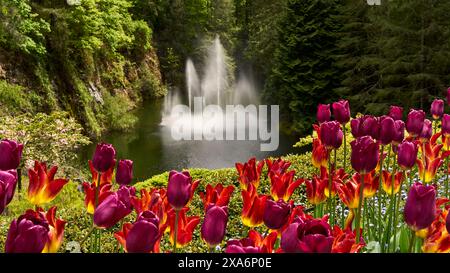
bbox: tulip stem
[173,209,179,253]
[80,226,95,247]
[409,231,416,253]
[327,149,333,224]
[355,174,365,244]
[343,123,347,172]
[446,156,449,197]
[422,142,426,183]
[378,145,384,242]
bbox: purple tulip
[406,109,425,137]
[319,121,343,149]
[442,114,450,136]
[404,183,436,231]
[263,199,291,230]
[167,170,193,210]
[379,116,395,145]
[94,186,135,229]
[392,120,405,144]
[350,136,380,174]
[397,141,418,170]
[0,139,23,171]
[447,87,450,106]
[92,143,116,173]
[126,211,160,253]
[225,240,261,253]
[316,104,331,124]
[360,115,380,140]
[332,100,351,124]
[5,209,49,253]
[430,99,444,120]
[388,106,403,121]
[351,118,363,138]
[201,205,228,246]
[116,159,133,185]
[280,217,334,253]
[446,212,450,234]
[419,119,432,141]
[0,170,17,214]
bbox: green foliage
[100,93,138,132]
[0,80,36,114]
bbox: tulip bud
[5,209,49,253]
[430,99,444,120]
[351,118,362,138]
[263,199,291,230]
[332,100,351,124]
[388,106,403,121]
[92,143,116,173]
[0,139,23,171]
[361,115,380,140]
[201,205,228,247]
[0,170,17,214]
[319,121,343,149]
[126,211,160,253]
[379,116,395,145]
[94,186,135,229]
[167,170,193,210]
[419,119,432,141]
[392,120,405,144]
[406,109,425,137]
[404,183,436,231]
[116,159,133,185]
[397,141,418,170]
[350,136,380,174]
[316,104,331,124]
[442,114,450,136]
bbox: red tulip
[268,170,303,201]
[331,226,365,253]
[320,121,343,149]
[0,170,17,214]
[317,104,331,124]
[265,158,291,175]
[131,188,169,229]
[235,158,264,189]
[201,205,228,247]
[379,116,395,145]
[115,211,160,253]
[225,230,277,253]
[88,160,115,186]
[388,106,403,121]
[332,100,351,124]
[0,139,23,171]
[241,183,267,227]
[381,171,403,195]
[42,207,66,253]
[116,159,133,185]
[397,141,418,169]
[417,137,443,183]
[422,202,450,253]
[337,175,362,209]
[404,183,436,231]
[92,143,116,173]
[167,170,199,210]
[167,207,200,248]
[199,183,234,211]
[263,199,292,230]
[430,99,444,120]
[350,136,380,174]
[305,176,327,205]
[27,161,69,205]
[93,186,135,229]
[312,138,329,169]
[406,109,425,137]
[82,182,113,214]
[447,87,450,106]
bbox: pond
[80,99,302,182]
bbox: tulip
[268,170,303,201]
[350,136,380,174]
[5,208,52,253]
[199,183,234,211]
[419,119,432,142]
[92,143,116,173]
[332,100,351,124]
[312,138,329,169]
[381,171,403,195]
[447,212,450,234]
[392,120,405,144]
[430,99,444,119]
[358,172,379,198]
[319,121,343,149]
[388,106,403,121]
[0,170,17,214]
[167,170,199,210]
[115,211,160,253]
[0,139,23,171]
[235,158,264,189]
[201,205,228,247]
[404,183,436,231]
[305,176,327,205]
[360,115,380,140]
[281,216,334,253]
[42,207,66,253]
[447,87,450,106]
[27,161,69,205]
[263,199,291,230]
[336,176,361,209]
[351,118,363,138]
[82,182,113,214]
[265,158,291,175]
[116,159,133,185]
[225,230,277,253]
[131,188,168,228]
[442,114,450,136]
[241,184,267,227]
[317,104,331,124]
[93,186,135,229]
[331,226,365,253]
[417,140,443,183]
[397,141,418,169]
[167,207,200,248]
[88,160,115,186]
[379,116,395,145]
[406,109,425,137]
[422,209,450,253]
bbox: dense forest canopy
[0,0,449,137]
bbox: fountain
[185,59,200,109]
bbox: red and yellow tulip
[42,206,66,253]
[241,183,267,227]
[381,170,403,196]
[27,161,69,205]
[417,137,443,183]
[235,158,264,190]
[422,201,450,253]
[337,175,361,209]
[265,158,291,175]
[331,226,365,253]
[199,183,234,210]
[82,182,112,214]
[268,170,303,201]
[166,208,200,248]
[89,159,115,186]
[305,176,327,205]
[131,188,169,228]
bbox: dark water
[80,99,301,182]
